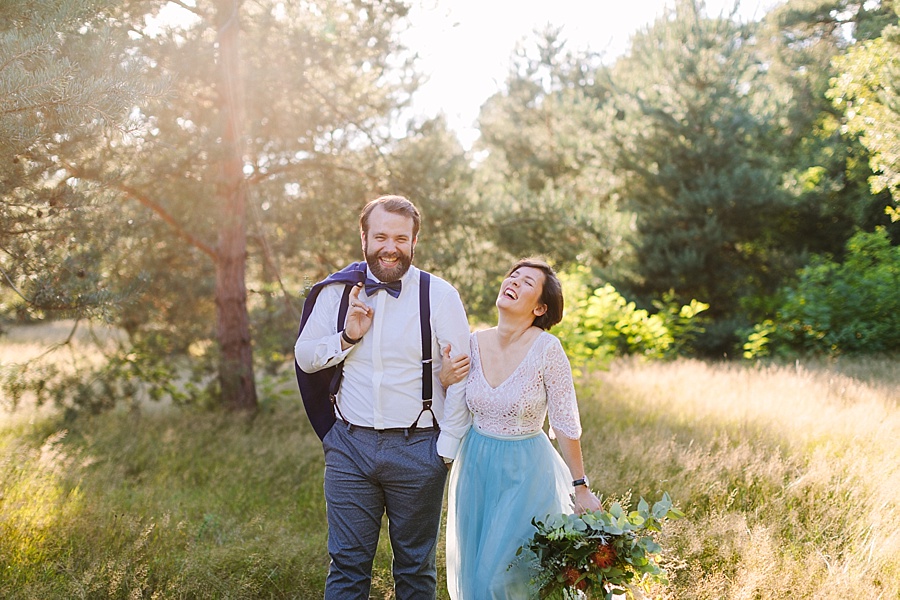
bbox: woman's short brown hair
[507,258,563,330]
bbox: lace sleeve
[543,335,582,440]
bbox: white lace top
[466,331,582,439]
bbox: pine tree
[605,0,788,354]
[0,0,162,322]
[2,0,425,412]
[757,0,898,262]
[472,28,625,314]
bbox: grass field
[1,326,898,598]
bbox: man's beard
[364,243,413,282]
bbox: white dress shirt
[295,265,472,459]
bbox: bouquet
[512,493,683,599]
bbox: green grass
[1,355,898,599]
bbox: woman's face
[496,266,547,318]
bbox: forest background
[1,0,899,598]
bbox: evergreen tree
[2,0,432,412]
[90,0,418,411]
[605,0,788,354]
[471,29,625,316]
[756,0,898,265]
[0,0,161,320]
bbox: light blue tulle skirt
[446,427,574,600]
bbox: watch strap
[341,330,362,345]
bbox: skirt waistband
[473,426,544,441]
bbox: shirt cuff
[328,331,354,361]
[436,431,463,460]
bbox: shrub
[744,228,900,358]
[555,267,709,368]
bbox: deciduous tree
[829,5,900,221]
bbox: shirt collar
[364,264,419,286]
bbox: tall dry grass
[0,345,897,598]
[578,357,899,599]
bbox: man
[295,195,471,599]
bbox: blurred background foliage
[1,0,899,413]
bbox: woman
[441,258,601,599]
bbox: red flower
[590,543,617,569]
[563,566,588,590]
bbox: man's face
[361,206,417,282]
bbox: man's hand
[342,283,373,347]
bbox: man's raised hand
[343,283,373,346]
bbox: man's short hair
[507,258,564,330]
[359,195,421,239]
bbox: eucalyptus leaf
[638,497,650,515]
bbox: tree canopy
[2,0,899,412]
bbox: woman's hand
[439,344,470,388]
[573,486,602,515]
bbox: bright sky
[152,0,776,148]
[401,0,775,148]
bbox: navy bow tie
[365,278,402,298]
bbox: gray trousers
[322,422,448,600]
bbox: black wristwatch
[572,477,589,488]
[341,330,362,345]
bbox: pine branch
[110,181,220,262]
[0,264,29,302]
[168,0,205,19]
[62,162,219,262]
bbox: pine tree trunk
[214,0,257,411]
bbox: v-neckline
[474,330,544,390]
